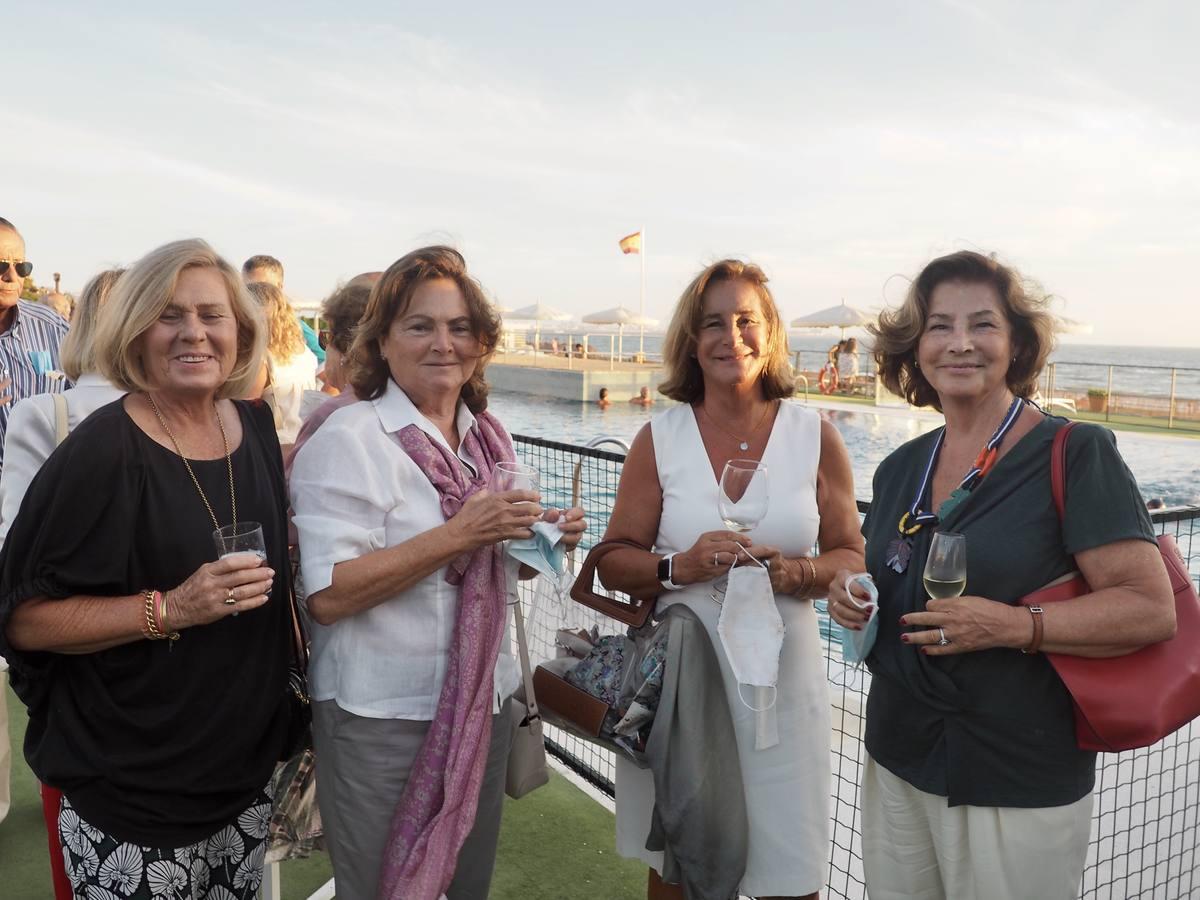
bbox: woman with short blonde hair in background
[0,238,296,899]
[245,279,318,446]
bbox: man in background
[0,215,69,825]
[241,254,326,365]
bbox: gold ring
[225,590,237,606]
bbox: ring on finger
[937,627,950,646]
[225,589,237,606]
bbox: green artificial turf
[2,683,642,899]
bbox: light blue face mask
[840,573,879,666]
[505,520,566,579]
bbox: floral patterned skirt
[58,786,273,900]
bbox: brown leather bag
[569,538,659,628]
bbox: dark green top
[862,416,1155,808]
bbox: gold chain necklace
[698,400,776,451]
[146,394,236,530]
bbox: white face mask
[717,557,786,749]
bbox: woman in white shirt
[0,268,126,544]
[289,246,585,900]
[245,280,317,446]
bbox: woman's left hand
[543,505,587,552]
[901,595,1025,655]
[739,543,793,594]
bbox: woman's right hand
[165,554,276,629]
[671,530,754,586]
[448,489,543,549]
[827,568,874,631]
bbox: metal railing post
[1105,365,1114,423]
[1048,363,1056,411]
[1169,368,1177,429]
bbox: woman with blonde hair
[827,250,1174,899]
[599,258,864,899]
[0,238,295,899]
[245,279,318,446]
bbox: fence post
[1104,364,1113,424]
[1169,368,1177,429]
[1048,363,1056,411]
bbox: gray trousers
[312,698,513,900]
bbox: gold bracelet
[142,590,166,640]
[799,557,818,597]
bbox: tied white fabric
[717,553,786,750]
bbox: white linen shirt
[289,379,520,720]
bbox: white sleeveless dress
[614,401,832,896]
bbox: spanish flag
[618,231,642,255]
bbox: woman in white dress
[599,259,864,900]
[245,280,317,446]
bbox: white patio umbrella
[504,302,574,355]
[581,305,659,367]
[790,300,876,339]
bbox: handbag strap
[569,537,656,627]
[52,392,69,446]
[1049,421,1078,522]
[512,597,539,722]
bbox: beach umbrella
[504,302,574,354]
[582,305,659,366]
[790,300,876,339]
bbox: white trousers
[861,754,1092,900]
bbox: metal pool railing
[512,434,1200,900]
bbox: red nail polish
[900,634,910,643]
[899,616,908,626]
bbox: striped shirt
[0,301,70,468]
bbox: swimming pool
[489,390,1200,507]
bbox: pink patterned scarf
[377,410,514,900]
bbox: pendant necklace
[699,400,775,451]
[885,395,1024,574]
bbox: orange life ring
[818,364,839,394]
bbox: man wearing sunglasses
[0,218,69,469]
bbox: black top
[862,416,1155,808]
[0,398,292,846]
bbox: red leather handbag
[1020,423,1200,752]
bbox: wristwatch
[657,552,684,591]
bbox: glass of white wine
[713,460,769,602]
[923,531,967,600]
[489,462,541,553]
[213,521,267,563]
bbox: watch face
[657,556,671,582]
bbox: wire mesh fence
[512,434,1200,900]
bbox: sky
[8,1,1198,346]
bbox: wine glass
[718,459,769,534]
[712,460,769,602]
[923,532,967,601]
[213,521,267,563]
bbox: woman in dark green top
[828,251,1175,900]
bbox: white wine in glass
[718,459,769,533]
[923,532,967,600]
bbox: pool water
[489,390,1200,508]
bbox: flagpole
[638,225,646,361]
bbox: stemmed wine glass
[713,459,769,601]
[923,532,967,601]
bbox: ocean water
[489,390,1200,508]
[523,330,1200,399]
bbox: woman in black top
[827,251,1175,900]
[0,239,293,899]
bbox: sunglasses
[0,260,33,278]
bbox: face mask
[717,556,786,749]
[839,573,879,666]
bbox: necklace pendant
[739,440,749,451]
[885,536,913,574]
